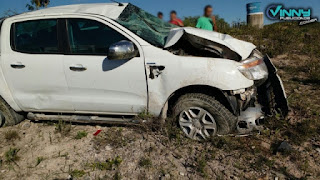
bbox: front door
[62,18,147,114]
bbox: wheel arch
[162,85,238,118]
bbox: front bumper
[236,56,289,134]
[257,56,289,116]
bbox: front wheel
[172,93,237,140]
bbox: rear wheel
[0,98,24,127]
[172,93,237,140]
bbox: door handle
[69,64,87,71]
[11,62,25,69]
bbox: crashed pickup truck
[0,3,288,139]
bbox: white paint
[15,3,128,20]
[62,17,148,114]
[143,46,253,115]
[0,3,257,117]
[165,27,256,60]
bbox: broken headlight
[238,56,268,83]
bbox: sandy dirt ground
[0,54,319,180]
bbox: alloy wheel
[178,107,217,140]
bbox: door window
[11,19,59,54]
[67,19,128,55]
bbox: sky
[1,0,319,25]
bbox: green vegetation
[54,120,71,136]
[93,128,135,149]
[87,156,122,171]
[75,130,88,139]
[4,130,20,141]
[225,22,320,59]
[114,171,121,180]
[138,157,152,168]
[137,110,154,120]
[26,0,50,11]
[35,156,45,167]
[70,169,85,178]
[195,154,208,178]
[183,18,320,84]
[223,22,320,85]
[5,147,20,164]
[250,155,275,171]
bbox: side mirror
[107,40,137,60]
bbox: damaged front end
[232,53,289,134]
[165,27,256,61]
[164,28,288,134]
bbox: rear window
[11,19,60,54]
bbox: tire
[0,98,24,127]
[172,93,237,140]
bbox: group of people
[157,5,218,32]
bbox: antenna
[110,0,124,6]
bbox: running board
[27,112,139,124]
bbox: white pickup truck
[0,3,288,140]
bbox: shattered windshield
[116,4,177,47]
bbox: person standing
[196,5,218,31]
[157,12,163,19]
[169,11,184,27]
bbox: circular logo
[266,4,279,20]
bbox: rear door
[62,18,148,114]
[2,19,73,111]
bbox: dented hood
[164,27,256,60]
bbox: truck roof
[14,3,129,19]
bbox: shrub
[138,157,152,168]
[75,131,88,139]
[5,147,20,163]
[4,130,20,141]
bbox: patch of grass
[234,161,245,170]
[54,120,71,136]
[195,154,208,178]
[70,169,85,178]
[75,131,88,139]
[35,156,45,167]
[264,114,320,146]
[277,166,297,179]
[138,157,152,168]
[5,147,20,164]
[250,155,275,171]
[87,156,122,171]
[4,130,20,141]
[114,171,121,180]
[286,119,318,145]
[163,118,185,142]
[209,136,241,152]
[93,128,135,149]
[57,151,69,158]
[88,162,113,171]
[137,110,154,120]
[298,159,311,175]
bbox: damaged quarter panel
[143,46,254,116]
